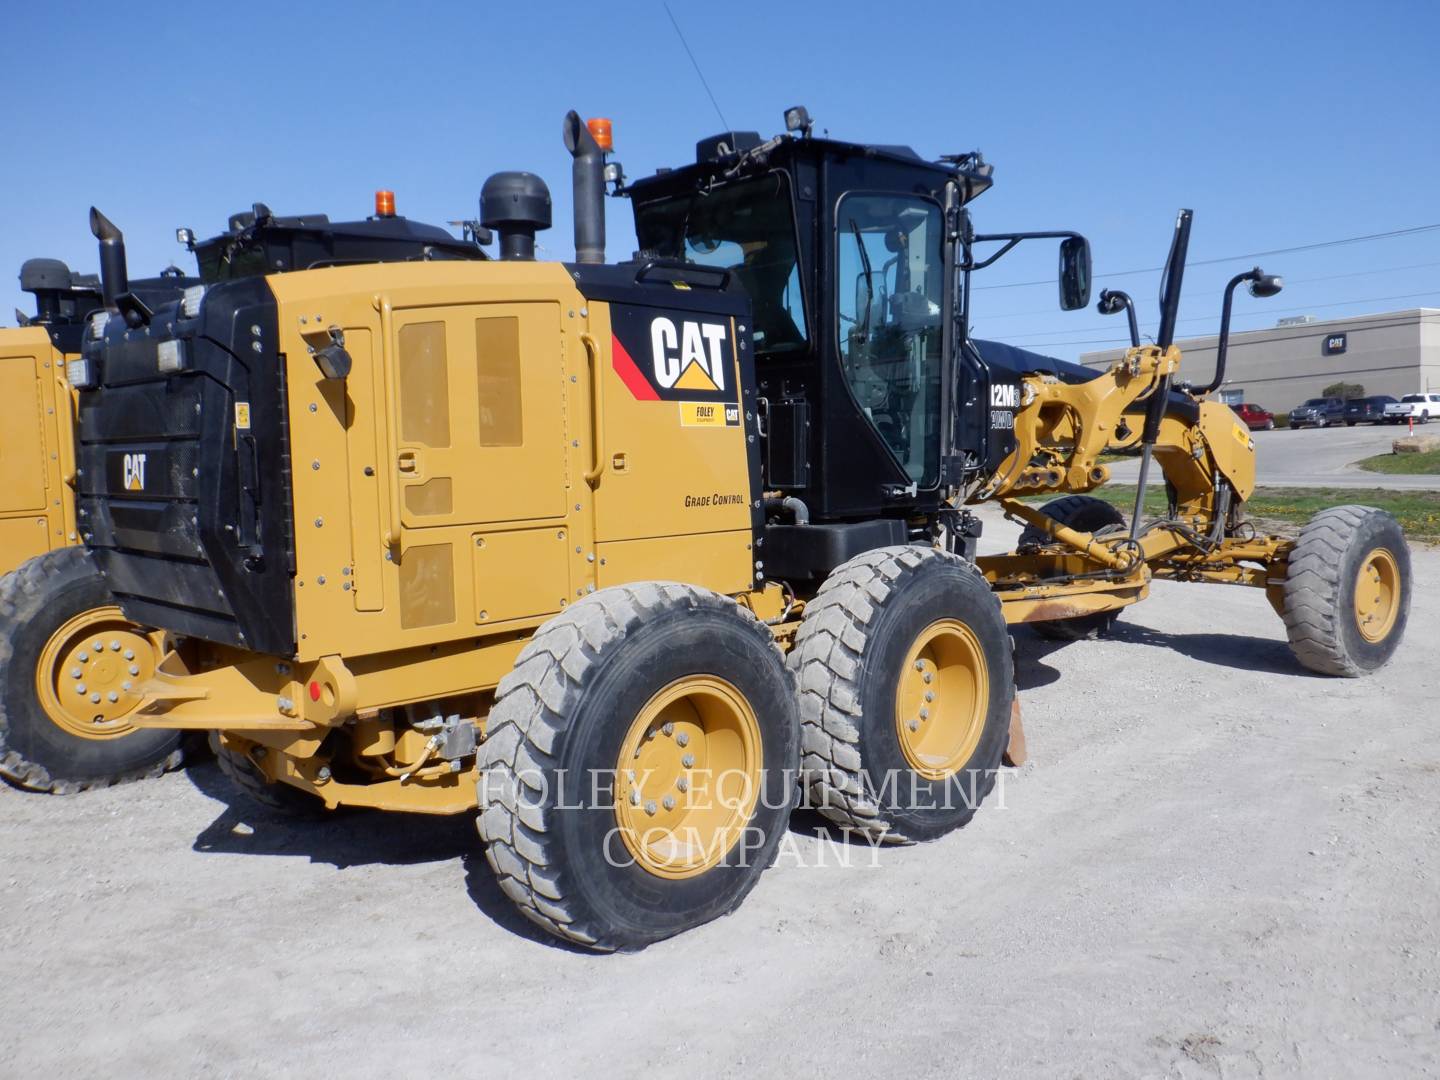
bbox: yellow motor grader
[1,260,198,791]
[22,108,1408,949]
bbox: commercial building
[1079,308,1440,411]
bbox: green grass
[1356,448,1440,475]
[1024,485,1440,543]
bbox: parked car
[1343,395,1398,426]
[1233,402,1276,430]
[1288,397,1347,428]
[1382,392,1440,424]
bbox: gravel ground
[2,508,1436,1079]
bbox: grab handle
[581,332,605,486]
[377,296,403,552]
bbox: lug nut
[77,652,89,663]
[110,641,121,651]
[923,673,933,684]
[644,800,657,816]
[662,795,676,811]
[70,668,82,679]
[122,681,132,691]
[681,753,695,768]
[630,791,641,806]
[920,708,929,720]
[676,777,689,793]
[662,722,675,736]
[914,661,925,671]
[317,766,332,782]
[676,732,690,748]
[107,691,119,703]
[90,693,101,704]
[129,666,140,676]
[925,691,935,702]
[76,684,87,694]
[93,640,104,651]
[124,650,135,661]
[908,719,920,732]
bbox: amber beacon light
[374,189,396,217]
[586,117,613,152]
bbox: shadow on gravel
[1012,632,1068,691]
[185,761,590,951]
[1106,622,1317,677]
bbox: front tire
[1018,495,1129,640]
[0,548,182,793]
[1281,506,1410,677]
[1264,419,1275,430]
[790,546,1012,844]
[477,583,798,951]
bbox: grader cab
[24,108,1409,949]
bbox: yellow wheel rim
[614,676,763,880]
[1353,548,1401,643]
[34,607,161,740]
[895,619,989,781]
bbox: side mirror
[1059,236,1092,311]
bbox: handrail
[581,332,604,485]
[634,260,731,291]
[376,295,403,552]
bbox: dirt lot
[2,510,1436,1079]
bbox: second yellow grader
[17,108,1408,949]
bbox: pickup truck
[1383,393,1440,424]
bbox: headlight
[157,339,189,374]
[66,358,97,390]
[88,311,111,340]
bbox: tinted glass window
[633,174,808,354]
[835,194,944,487]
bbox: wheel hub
[895,619,989,780]
[36,607,161,739]
[1353,548,1400,643]
[614,677,762,879]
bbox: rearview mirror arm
[963,230,1085,272]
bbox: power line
[977,260,1440,323]
[989,286,1440,342]
[1006,291,1440,349]
[972,222,1440,292]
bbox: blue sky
[3,0,1437,359]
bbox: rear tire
[1281,506,1410,677]
[210,733,326,816]
[1018,495,1129,640]
[789,546,1013,844]
[1264,419,1275,430]
[477,583,797,951]
[0,548,183,793]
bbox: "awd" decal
[650,317,728,393]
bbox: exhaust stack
[89,207,129,307]
[562,110,606,265]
